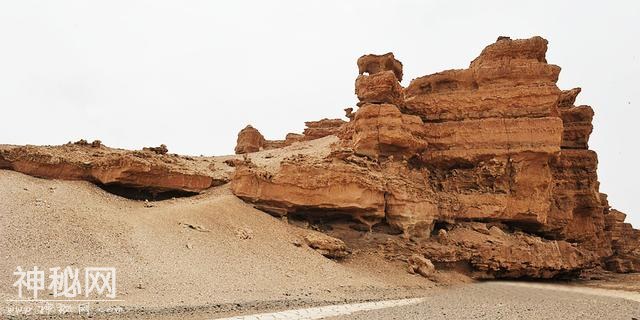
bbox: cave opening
[98,183,199,201]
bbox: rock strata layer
[1,36,637,279]
[0,143,232,196]
[230,36,640,277]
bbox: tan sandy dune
[0,169,435,317]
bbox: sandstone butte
[1,36,639,279]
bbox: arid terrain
[0,166,441,318]
[1,36,640,319]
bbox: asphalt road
[329,282,640,320]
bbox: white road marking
[492,281,640,302]
[212,297,425,320]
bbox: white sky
[0,1,638,226]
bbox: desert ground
[2,167,639,319]
[0,167,435,318]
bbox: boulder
[235,125,266,154]
[407,254,436,278]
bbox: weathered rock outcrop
[604,209,640,272]
[234,125,289,154]
[352,104,427,159]
[357,52,403,82]
[301,119,347,141]
[235,125,267,154]
[1,36,636,279]
[0,143,232,197]
[235,119,347,154]
[231,36,640,278]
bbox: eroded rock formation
[235,119,346,154]
[235,125,267,154]
[0,143,231,197]
[1,36,637,279]
[231,36,640,277]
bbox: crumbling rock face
[402,37,560,122]
[604,209,640,272]
[357,52,403,82]
[355,71,403,105]
[557,89,594,150]
[0,144,232,197]
[143,144,169,155]
[235,119,347,154]
[231,36,640,278]
[2,36,637,279]
[418,222,597,279]
[232,157,387,225]
[301,119,347,141]
[352,104,427,159]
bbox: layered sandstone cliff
[0,142,232,198]
[230,36,640,277]
[0,36,637,279]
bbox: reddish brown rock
[235,119,347,153]
[604,209,640,272]
[419,223,598,278]
[355,71,403,105]
[557,87,594,149]
[302,118,347,141]
[558,87,582,108]
[230,36,640,278]
[420,117,563,162]
[402,37,560,122]
[407,254,436,278]
[357,52,403,82]
[0,144,231,195]
[559,105,594,149]
[352,104,427,159]
[143,144,169,155]
[2,36,638,279]
[234,125,290,154]
[301,231,350,259]
[284,133,305,145]
[235,125,266,154]
[231,156,387,227]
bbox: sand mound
[0,169,434,315]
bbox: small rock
[236,227,254,240]
[186,243,193,249]
[143,144,168,155]
[303,232,350,259]
[407,254,436,278]
[470,222,490,235]
[144,200,154,208]
[179,222,210,232]
[489,225,506,236]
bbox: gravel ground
[0,169,435,319]
[2,169,640,320]
[329,282,640,320]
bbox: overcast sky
[0,1,638,226]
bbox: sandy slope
[0,169,435,317]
